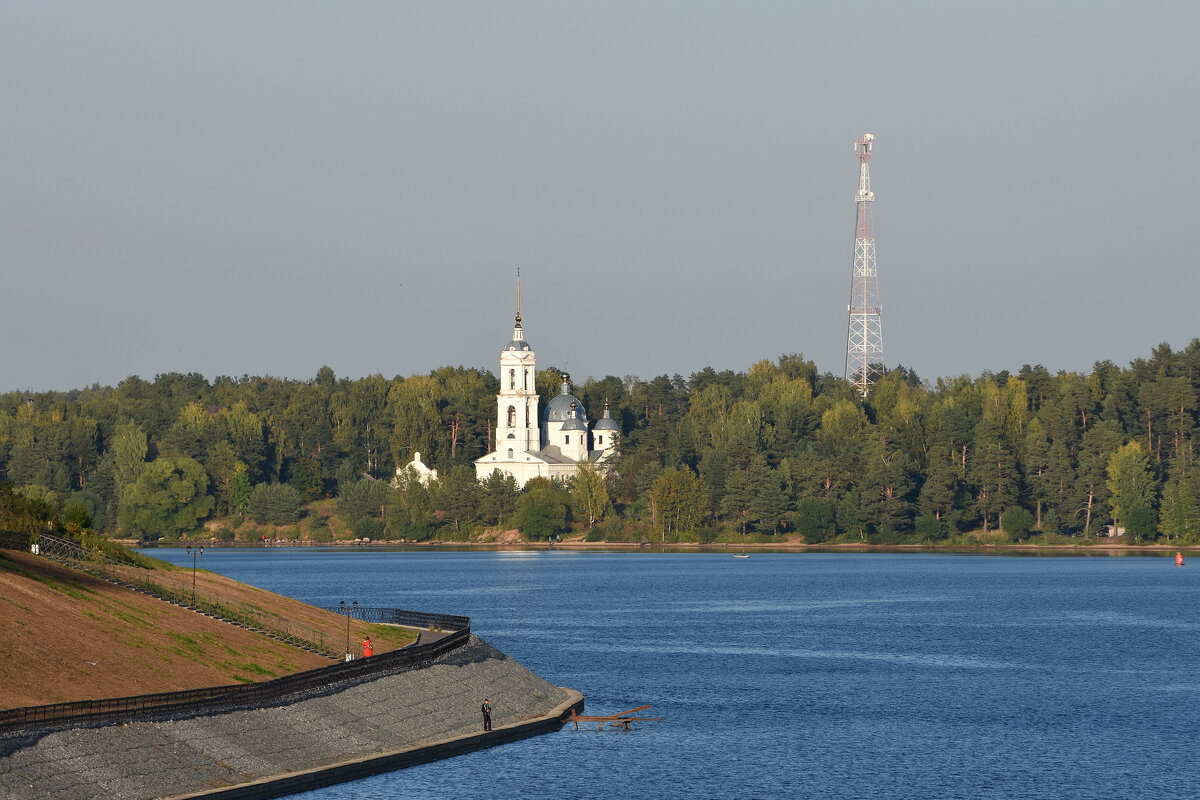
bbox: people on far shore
[482,698,492,731]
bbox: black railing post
[339,599,357,660]
[185,545,204,605]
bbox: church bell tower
[495,271,540,456]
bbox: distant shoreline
[130,539,1198,555]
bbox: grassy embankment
[0,545,416,709]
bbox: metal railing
[0,627,470,733]
[0,530,33,552]
[327,605,471,633]
[0,529,474,733]
[6,532,342,658]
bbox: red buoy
[1176,552,1184,567]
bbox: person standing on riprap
[481,698,492,731]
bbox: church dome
[544,374,588,424]
[561,401,587,432]
[594,402,619,431]
[504,310,532,350]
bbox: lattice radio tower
[844,133,884,395]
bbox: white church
[474,303,617,487]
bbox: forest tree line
[3,340,1200,544]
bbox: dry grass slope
[0,549,415,709]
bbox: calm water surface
[145,549,1200,799]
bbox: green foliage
[386,469,433,539]
[352,517,386,540]
[246,483,302,525]
[112,420,148,496]
[6,342,1200,547]
[62,499,93,532]
[339,478,389,524]
[914,513,944,541]
[1124,507,1158,543]
[794,497,836,543]
[0,480,61,534]
[73,532,165,568]
[514,478,570,540]
[230,463,252,513]
[431,464,479,531]
[478,471,518,525]
[750,461,790,534]
[1159,471,1200,543]
[1000,507,1035,541]
[1106,441,1157,531]
[204,442,242,515]
[17,484,59,509]
[286,456,325,502]
[867,528,910,545]
[570,462,610,526]
[117,455,215,540]
[649,467,709,540]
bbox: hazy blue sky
[3,2,1198,392]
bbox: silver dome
[544,377,588,424]
[561,415,587,432]
[594,401,618,431]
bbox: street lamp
[339,600,357,660]
[185,545,204,605]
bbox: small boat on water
[733,552,750,559]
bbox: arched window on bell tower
[509,368,516,390]
[507,406,516,427]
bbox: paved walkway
[0,636,573,800]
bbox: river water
[144,548,1200,799]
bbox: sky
[3,2,1198,393]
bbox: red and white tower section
[844,133,884,394]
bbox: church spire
[509,267,526,343]
[514,267,522,330]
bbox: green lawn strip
[168,631,213,657]
[364,622,419,649]
[238,640,310,674]
[221,661,276,678]
[95,603,156,629]
[165,630,314,679]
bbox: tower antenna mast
[844,133,884,394]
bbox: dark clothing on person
[482,700,492,731]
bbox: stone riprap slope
[0,636,570,800]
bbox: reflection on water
[144,549,1200,800]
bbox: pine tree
[1106,440,1158,540]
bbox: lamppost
[185,545,203,605]
[339,600,357,660]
